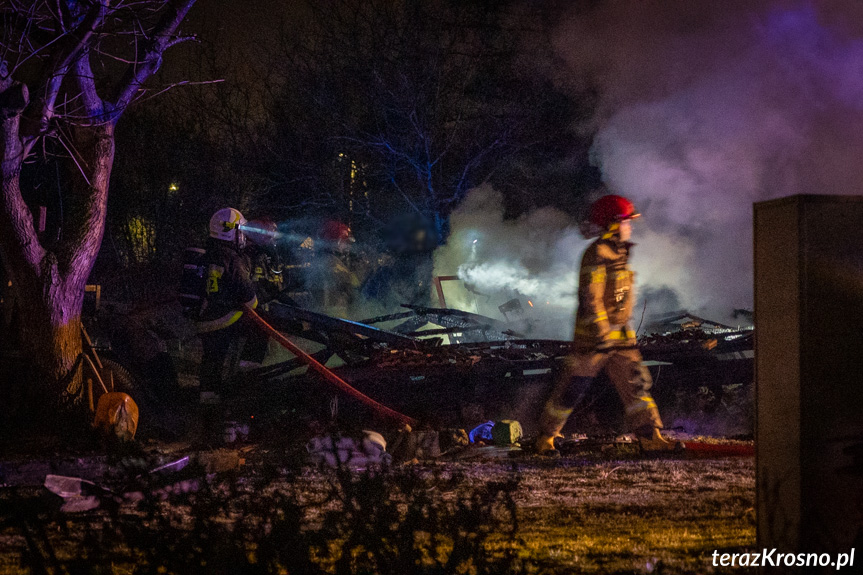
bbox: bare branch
[0,82,45,271]
[54,0,68,33]
[112,0,197,122]
[390,175,426,219]
[166,34,196,49]
[8,31,67,77]
[54,128,92,188]
[73,51,105,122]
[36,1,109,134]
[131,78,224,106]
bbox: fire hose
[243,306,417,427]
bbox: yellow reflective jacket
[573,235,637,350]
[195,239,258,333]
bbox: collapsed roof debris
[235,303,753,434]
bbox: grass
[0,451,754,574]
[451,456,755,574]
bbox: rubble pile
[639,328,721,351]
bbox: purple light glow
[556,1,863,321]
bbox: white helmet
[209,208,247,244]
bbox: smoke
[433,184,692,338]
[434,184,587,339]
[554,0,863,320]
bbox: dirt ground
[488,455,754,573]
[0,447,754,575]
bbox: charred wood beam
[403,326,493,337]
[360,310,417,325]
[263,303,419,349]
[240,348,333,384]
[400,304,513,330]
[647,311,735,330]
[391,316,428,334]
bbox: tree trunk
[16,264,87,405]
[1,122,114,409]
[0,0,196,423]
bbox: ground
[0,446,754,575]
[503,456,754,573]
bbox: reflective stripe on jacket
[573,236,636,350]
[196,239,258,333]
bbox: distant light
[472,239,478,244]
[168,183,179,192]
[527,300,534,307]
[546,301,550,305]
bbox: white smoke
[433,185,689,338]
[434,184,587,339]
[555,0,863,321]
[434,2,863,332]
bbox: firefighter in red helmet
[535,194,682,454]
[320,220,354,250]
[244,217,287,305]
[311,219,359,318]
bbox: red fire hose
[243,306,417,427]
[682,441,754,457]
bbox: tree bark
[17,280,86,403]
[0,119,114,406]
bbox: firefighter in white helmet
[196,208,258,402]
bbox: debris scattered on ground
[306,430,390,467]
[492,420,523,446]
[469,421,495,443]
[452,445,523,460]
[389,427,441,462]
[194,448,243,473]
[439,428,470,453]
[44,474,110,513]
[145,455,190,476]
[221,420,250,444]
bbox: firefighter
[196,207,258,403]
[310,220,359,318]
[536,194,681,455]
[243,217,287,305]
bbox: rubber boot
[638,427,685,453]
[534,434,560,457]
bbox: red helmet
[320,220,353,242]
[243,217,280,246]
[588,195,641,229]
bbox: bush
[6,459,530,575]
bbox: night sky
[126,1,863,325]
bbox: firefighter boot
[534,434,561,457]
[637,427,685,453]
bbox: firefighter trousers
[199,322,241,395]
[539,346,662,438]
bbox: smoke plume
[433,185,689,339]
[555,0,863,321]
[434,185,587,339]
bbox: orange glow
[528,300,534,307]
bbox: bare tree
[264,0,580,240]
[0,0,196,406]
